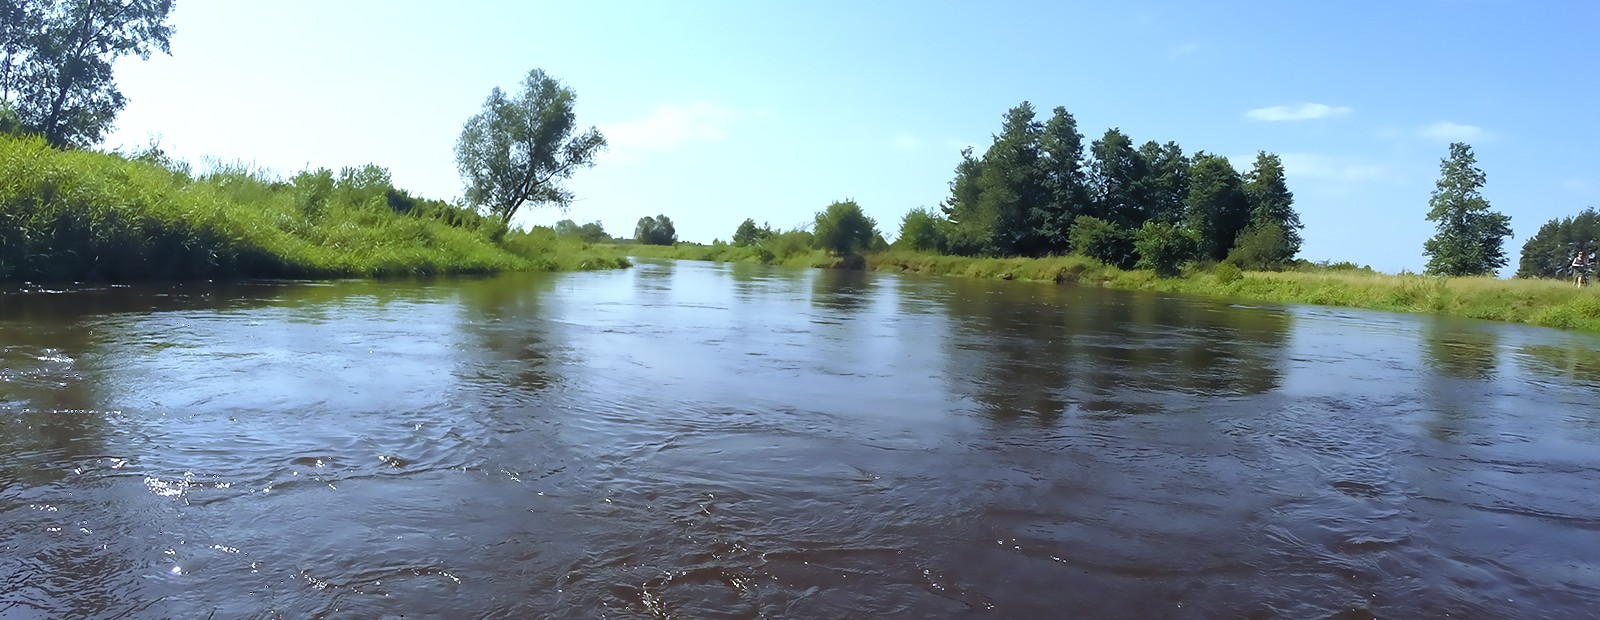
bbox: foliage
[1517,207,1600,279]
[554,218,610,243]
[1423,142,1512,276]
[1088,128,1149,228]
[973,102,1048,255]
[0,134,625,282]
[1227,221,1297,270]
[732,218,772,246]
[634,214,677,245]
[1212,261,1243,284]
[1242,151,1302,258]
[1036,106,1091,252]
[940,146,986,255]
[1137,140,1189,223]
[812,199,879,256]
[867,248,1600,334]
[1184,153,1251,262]
[1133,220,1198,277]
[896,207,948,253]
[1068,215,1136,269]
[0,0,175,147]
[455,68,606,224]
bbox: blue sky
[104,1,1600,274]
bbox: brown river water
[2,258,1599,618]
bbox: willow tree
[455,69,606,224]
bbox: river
[2,259,1598,618]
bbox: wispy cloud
[600,103,735,161]
[1244,103,1352,122]
[1418,121,1487,143]
[1279,153,1392,183]
[1564,178,1592,193]
[892,133,921,150]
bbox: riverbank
[616,241,1600,333]
[0,135,628,282]
[868,251,1600,332]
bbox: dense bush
[1069,216,1137,269]
[813,200,878,256]
[1134,220,1198,277]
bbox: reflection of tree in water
[938,281,1290,423]
[1421,321,1500,381]
[1516,342,1600,385]
[1418,321,1501,442]
[454,273,565,393]
[809,268,876,314]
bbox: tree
[634,215,676,245]
[732,218,772,246]
[942,146,987,255]
[455,68,606,225]
[1184,153,1251,261]
[1517,208,1600,278]
[974,102,1047,256]
[897,207,948,253]
[1036,106,1091,253]
[555,219,609,243]
[1088,128,1149,229]
[813,200,878,255]
[1138,141,1190,224]
[1,0,175,147]
[1423,142,1512,276]
[1241,151,1302,263]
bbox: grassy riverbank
[868,250,1600,332]
[0,135,627,282]
[604,241,843,269]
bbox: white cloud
[1244,103,1352,122]
[1279,153,1392,183]
[1564,178,1592,193]
[600,103,734,160]
[892,133,921,150]
[1419,121,1487,143]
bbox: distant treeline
[897,102,1302,276]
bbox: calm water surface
[2,259,1599,618]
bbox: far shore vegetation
[593,101,1600,333]
[2,2,622,283]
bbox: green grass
[869,250,1600,333]
[604,239,842,269]
[0,135,627,282]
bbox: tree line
[898,102,1303,276]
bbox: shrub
[1134,220,1199,277]
[1069,216,1137,269]
[1227,222,1296,270]
[896,207,948,253]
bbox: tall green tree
[634,214,676,245]
[1088,128,1149,229]
[1184,153,1251,261]
[455,68,607,224]
[732,218,771,246]
[1423,142,1512,276]
[813,200,878,255]
[1036,106,1091,253]
[0,0,175,147]
[974,101,1047,256]
[1138,140,1190,223]
[1233,151,1303,266]
[896,207,948,253]
[1516,207,1600,278]
[940,146,986,255]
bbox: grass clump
[0,135,626,282]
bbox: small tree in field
[635,215,677,245]
[813,200,878,255]
[455,69,606,225]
